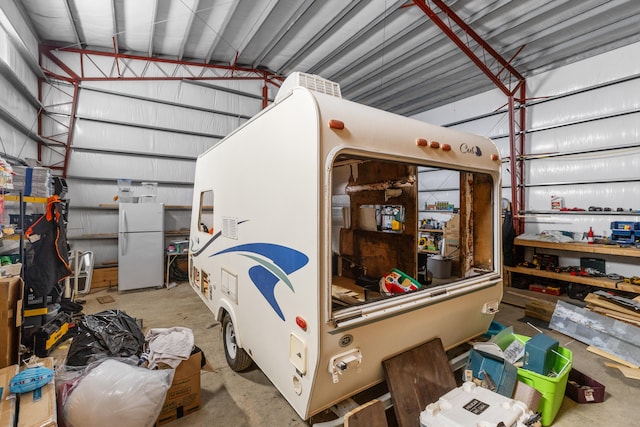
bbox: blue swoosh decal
[211,243,309,320]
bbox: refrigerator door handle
[120,209,127,233]
[120,233,126,256]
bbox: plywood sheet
[344,399,388,427]
[382,337,456,427]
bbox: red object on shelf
[587,227,594,244]
[529,284,561,296]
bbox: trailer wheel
[222,313,253,371]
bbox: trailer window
[198,190,214,234]
[330,155,497,314]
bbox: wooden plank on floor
[586,346,639,369]
[344,399,388,427]
[550,301,640,366]
[382,337,456,427]
[604,363,640,380]
[503,288,565,309]
[524,299,557,322]
[584,293,640,320]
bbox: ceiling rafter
[148,0,158,57]
[204,0,241,64]
[232,0,279,63]
[19,0,640,115]
[276,0,363,73]
[307,0,408,75]
[62,0,83,48]
[338,0,517,99]
[111,0,118,54]
[251,0,316,68]
[177,0,199,61]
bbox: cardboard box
[0,277,23,368]
[90,267,119,289]
[155,351,202,425]
[0,365,19,427]
[17,357,57,427]
[512,380,542,413]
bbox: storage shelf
[507,237,640,295]
[514,238,640,258]
[505,266,640,293]
[418,228,443,233]
[95,204,199,210]
[519,210,640,216]
[2,194,48,203]
[68,230,190,240]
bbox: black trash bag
[66,310,145,367]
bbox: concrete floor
[51,283,637,426]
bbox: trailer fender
[218,305,242,345]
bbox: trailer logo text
[460,143,482,156]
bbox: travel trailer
[188,73,503,420]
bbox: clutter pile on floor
[372,324,608,427]
[1,309,211,427]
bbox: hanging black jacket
[24,196,72,297]
[502,207,516,267]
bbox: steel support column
[412,0,527,233]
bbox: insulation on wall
[413,41,640,276]
[63,77,267,265]
[0,5,40,161]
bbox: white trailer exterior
[189,75,503,420]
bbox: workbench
[504,237,640,294]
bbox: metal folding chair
[69,250,94,295]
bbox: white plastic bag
[63,358,174,427]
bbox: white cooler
[420,382,534,427]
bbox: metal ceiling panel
[72,0,114,47]
[21,0,77,45]
[117,0,155,53]
[16,0,640,114]
[153,0,198,59]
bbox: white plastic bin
[420,382,534,427]
[139,182,158,203]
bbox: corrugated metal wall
[38,51,267,265]
[0,1,40,162]
[413,41,640,276]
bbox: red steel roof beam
[41,45,283,81]
[411,0,527,234]
[412,0,525,96]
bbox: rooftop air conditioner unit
[275,72,341,103]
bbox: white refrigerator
[118,203,164,291]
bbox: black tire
[222,313,253,371]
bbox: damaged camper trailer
[189,73,503,420]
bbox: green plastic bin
[515,334,572,426]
